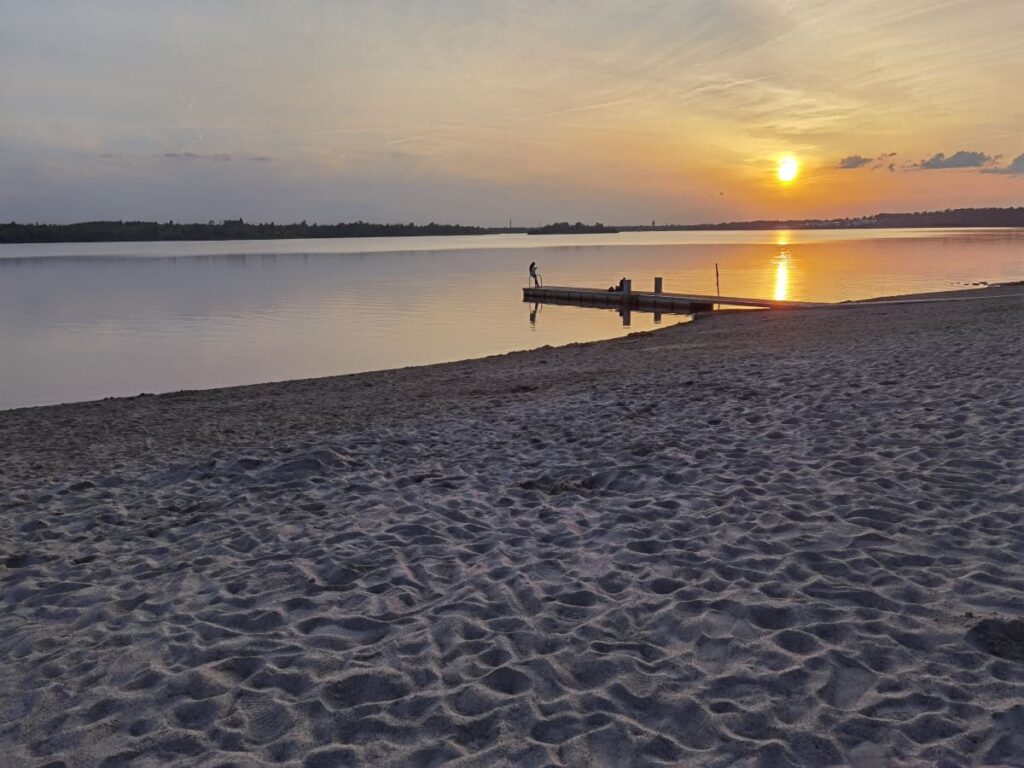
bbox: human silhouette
[529,261,541,287]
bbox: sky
[1,0,1021,225]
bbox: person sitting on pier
[529,261,541,287]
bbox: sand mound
[966,619,1024,663]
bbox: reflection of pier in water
[524,276,828,326]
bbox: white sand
[1,286,1022,767]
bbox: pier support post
[654,276,663,293]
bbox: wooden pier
[524,277,828,316]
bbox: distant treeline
[527,221,620,234]
[0,219,523,244]
[629,207,1024,231]
[1,207,1021,243]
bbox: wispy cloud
[837,152,897,171]
[837,155,872,169]
[915,150,992,170]
[164,151,232,162]
[871,152,898,171]
[981,152,1024,175]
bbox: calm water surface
[1,229,1021,410]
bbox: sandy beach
[1,285,1022,767]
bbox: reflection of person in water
[529,261,541,287]
[529,302,540,326]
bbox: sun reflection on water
[774,250,790,301]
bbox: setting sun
[778,156,799,183]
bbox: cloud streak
[981,152,1024,175]
[836,152,897,171]
[837,155,872,169]
[844,149,1024,175]
[916,150,992,170]
[164,152,232,162]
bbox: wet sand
[1,285,1022,767]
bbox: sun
[777,155,799,183]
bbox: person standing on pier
[529,261,541,287]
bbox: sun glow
[777,156,799,183]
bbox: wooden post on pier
[654,276,663,293]
[620,278,632,297]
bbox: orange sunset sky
[1,0,1021,224]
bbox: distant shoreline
[2,207,1021,244]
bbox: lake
[1,228,1021,410]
